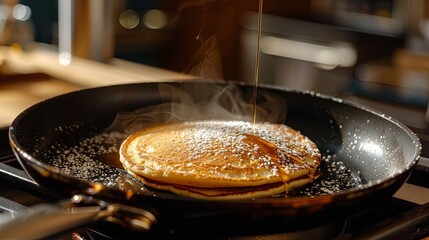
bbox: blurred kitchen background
[1,0,429,140]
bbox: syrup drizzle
[252,0,264,124]
[244,133,309,193]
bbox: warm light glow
[13,4,31,21]
[58,51,72,66]
[143,9,167,29]
[119,9,140,29]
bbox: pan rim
[8,80,422,207]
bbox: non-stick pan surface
[9,81,421,219]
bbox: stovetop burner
[1,126,429,239]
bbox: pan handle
[0,195,157,240]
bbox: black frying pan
[5,81,421,238]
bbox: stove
[1,126,429,240]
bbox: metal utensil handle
[0,203,101,240]
[0,195,157,240]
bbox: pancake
[129,171,318,200]
[119,120,321,199]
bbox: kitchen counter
[0,44,197,127]
[0,74,81,127]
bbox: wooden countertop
[0,74,81,127]
[0,45,197,127]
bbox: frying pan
[4,80,421,238]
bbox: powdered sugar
[41,121,363,197]
[45,130,129,187]
[289,154,362,197]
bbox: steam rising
[104,83,286,134]
[174,0,230,79]
[184,36,224,79]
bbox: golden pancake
[129,172,317,200]
[119,120,320,199]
